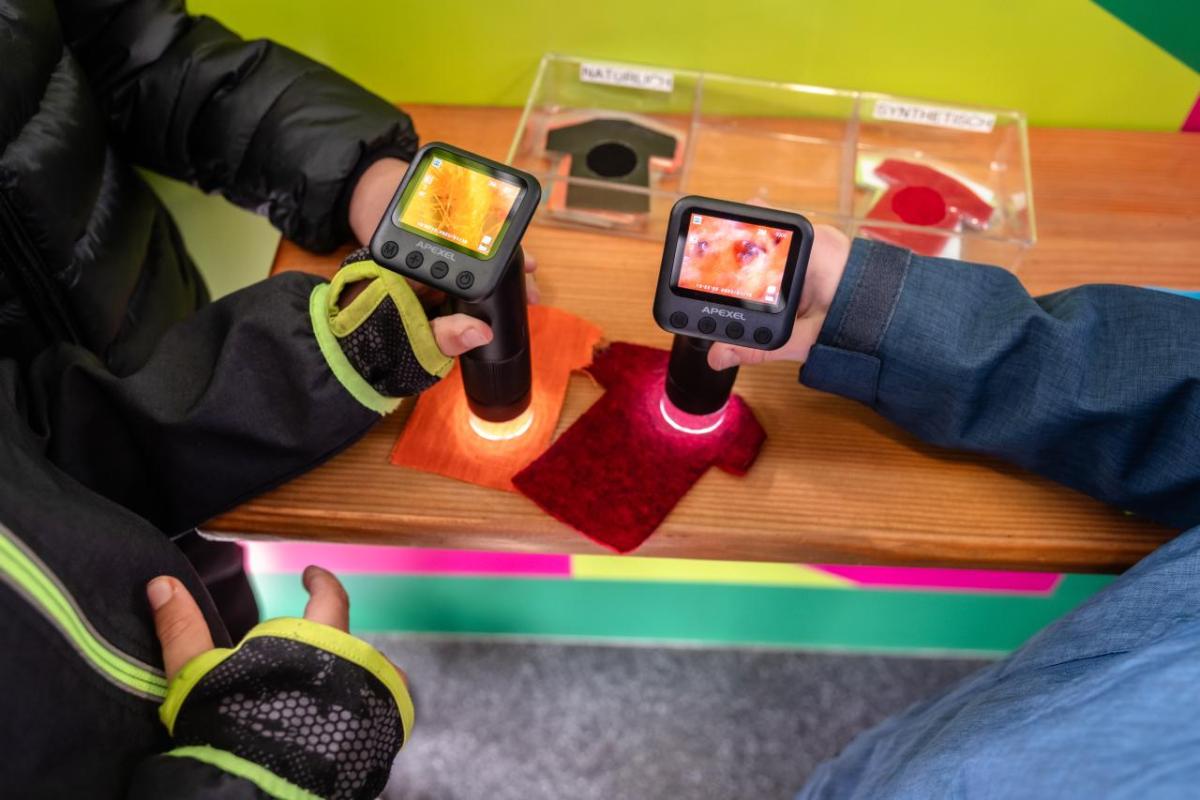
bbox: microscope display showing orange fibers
[398,154,521,258]
[677,213,792,305]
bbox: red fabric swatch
[862,159,994,256]
[513,342,765,553]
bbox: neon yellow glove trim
[160,617,415,744]
[309,284,402,415]
[326,260,453,379]
[165,745,321,800]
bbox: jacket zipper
[0,191,81,344]
[0,523,167,701]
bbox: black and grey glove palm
[154,618,414,800]
[310,248,454,414]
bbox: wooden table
[205,105,1200,573]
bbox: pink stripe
[813,564,1061,595]
[1185,94,1200,133]
[245,541,571,577]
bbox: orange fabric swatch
[389,304,603,491]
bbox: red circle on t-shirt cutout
[892,186,947,226]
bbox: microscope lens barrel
[453,247,532,423]
[665,335,738,416]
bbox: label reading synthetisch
[873,100,996,133]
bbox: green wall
[192,0,1198,130]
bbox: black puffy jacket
[0,0,417,374]
[1,1,428,796]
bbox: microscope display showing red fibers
[513,342,765,553]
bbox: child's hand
[147,567,412,798]
[348,157,410,247]
[347,157,541,306]
[706,224,851,371]
[146,566,400,680]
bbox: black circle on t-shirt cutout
[585,141,639,178]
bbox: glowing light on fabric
[658,395,727,435]
[469,407,535,441]
[513,342,765,553]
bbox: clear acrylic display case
[508,54,1035,270]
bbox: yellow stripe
[0,526,167,698]
[571,555,854,588]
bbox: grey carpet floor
[369,637,988,800]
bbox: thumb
[706,342,769,372]
[302,565,351,631]
[147,576,215,681]
[430,314,494,357]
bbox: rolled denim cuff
[800,238,912,406]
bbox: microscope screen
[397,152,522,259]
[676,213,792,306]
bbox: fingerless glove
[157,618,414,800]
[309,248,453,413]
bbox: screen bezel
[667,206,805,314]
[392,146,530,262]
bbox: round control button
[697,316,717,334]
[669,311,688,329]
[455,271,475,290]
[405,250,424,269]
[431,260,449,279]
[381,241,399,259]
[753,327,773,345]
[726,321,744,340]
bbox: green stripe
[252,573,1112,655]
[0,526,167,698]
[166,745,321,800]
[1093,0,1200,73]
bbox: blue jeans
[796,241,1200,799]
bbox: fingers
[707,313,828,371]
[302,565,351,632]
[525,273,541,305]
[707,342,770,371]
[430,314,494,356]
[147,576,215,681]
[797,225,852,316]
[523,251,538,273]
[301,567,407,685]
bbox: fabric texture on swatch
[390,305,603,491]
[513,342,765,552]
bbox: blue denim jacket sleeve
[801,238,1200,531]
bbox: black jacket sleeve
[56,0,418,251]
[801,238,1200,531]
[0,366,408,798]
[24,271,381,536]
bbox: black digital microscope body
[653,196,814,419]
[369,142,542,424]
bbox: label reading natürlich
[579,63,675,93]
[873,100,996,133]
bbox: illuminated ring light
[658,396,727,436]
[469,407,535,441]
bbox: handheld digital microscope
[653,196,813,430]
[370,143,542,438]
